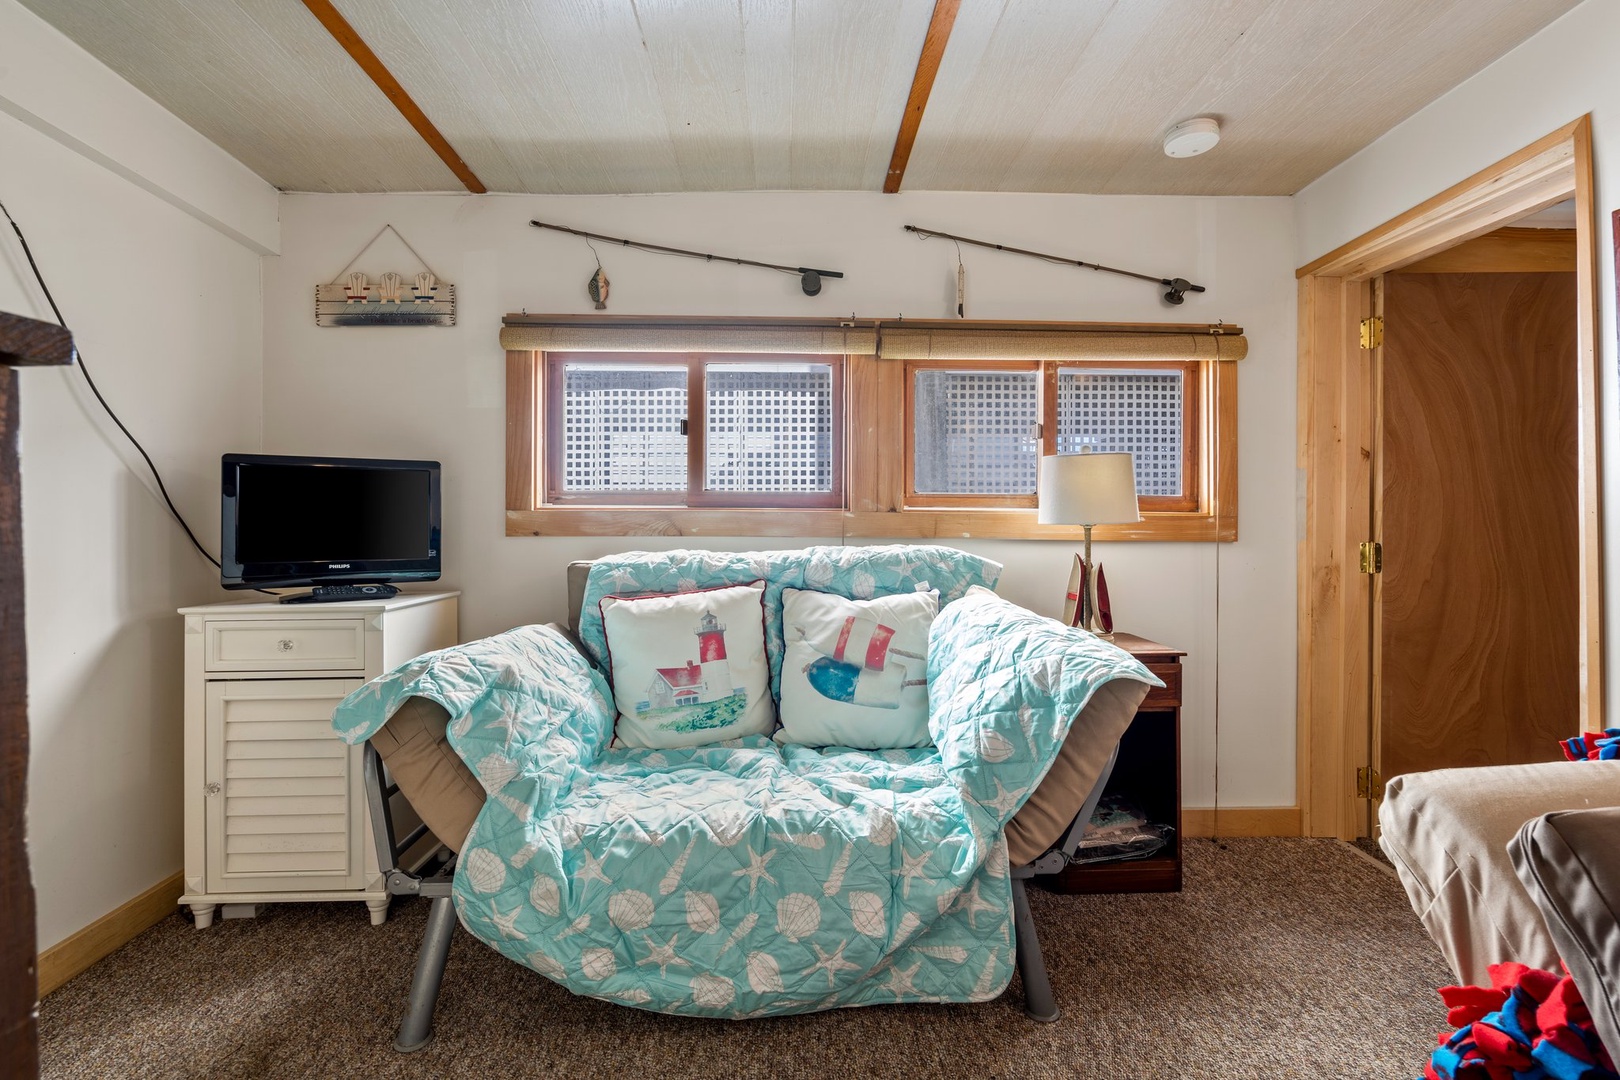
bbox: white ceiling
[21,0,1582,196]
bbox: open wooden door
[1376,270,1579,785]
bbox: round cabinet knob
[205,782,222,796]
[277,639,295,653]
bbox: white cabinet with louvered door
[204,678,365,894]
[179,592,458,930]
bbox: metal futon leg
[394,895,457,1053]
[363,740,460,1053]
[1010,873,1059,1022]
[1009,743,1121,1023]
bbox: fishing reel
[1162,278,1205,305]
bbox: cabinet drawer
[1141,661,1182,709]
[205,620,366,672]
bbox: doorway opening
[1296,116,1601,840]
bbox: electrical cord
[1,194,251,584]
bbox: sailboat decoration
[316,224,455,327]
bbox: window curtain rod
[498,315,1246,361]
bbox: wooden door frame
[1295,115,1601,839]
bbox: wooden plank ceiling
[20,0,1581,196]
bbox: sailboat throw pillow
[600,582,774,749]
[776,586,939,749]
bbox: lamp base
[1077,526,1114,637]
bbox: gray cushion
[567,560,593,632]
[1510,806,1620,1061]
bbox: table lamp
[1038,452,1140,636]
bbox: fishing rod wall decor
[904,225,1206,306]
[529,220,845,305]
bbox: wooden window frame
[508,327,1237,542]
[898,358,1202,514]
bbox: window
[506,319,1239,540]
[904,359,1200,513]
[542,352,841,508]
[908,363,1040,505]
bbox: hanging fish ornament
[587,265,610,310]
[957,259,966,318]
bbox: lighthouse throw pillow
[776,587,939,749]
[600,582,774,749]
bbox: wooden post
[0,310,74,1078]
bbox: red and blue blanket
[1424,962,1617,1080]
[1561,728,1620,762]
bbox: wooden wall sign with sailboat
[315,224,455,327]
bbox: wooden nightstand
[1044,632,1185,894]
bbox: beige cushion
[1006,677,1150,866]
[1378,760,1620,987]
[372,696,482,853]
[376,676,1149,867]
[1510,806,1620,1059]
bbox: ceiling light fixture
[1163,117,1221,159]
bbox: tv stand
[280,584,400,605]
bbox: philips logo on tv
[327,563,352,569]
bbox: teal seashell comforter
[332,545,1158,1016]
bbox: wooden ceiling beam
[300,0,487,194]
[882,0,961,194]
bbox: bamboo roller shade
[499,323,878,355]
[499,320,1245,361]
[876,327,1246,362]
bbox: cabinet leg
[191,903,216,930]
[367,896,391,926]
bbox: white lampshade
[1038,453,1140,526]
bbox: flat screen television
[221,453,440,599]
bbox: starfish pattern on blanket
[488,901,527,941]
[975,778,1028,818]
[731,847,778,898]
[952,881,1000,929]
[895,847,933,899]
[577,849,613,886]
[880,960,923,1000]
[637,932,690,977]
[802,940,860,988]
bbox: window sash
[904,360,1041,509]
[1043,359,1202,514]
[542,352,844,509]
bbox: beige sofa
[1379,760,1619,1055]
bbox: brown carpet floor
[40,839,1450,1080]
[1353,835,1396,869]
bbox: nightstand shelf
[1044,632,1185,894]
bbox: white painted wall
[0,1,277,950]
[1293,0,1620,702]
[263,191,1298,810]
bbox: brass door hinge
[1359,540,1382,574]
[1356,766,1385,800]
[1359,316,1384,350]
